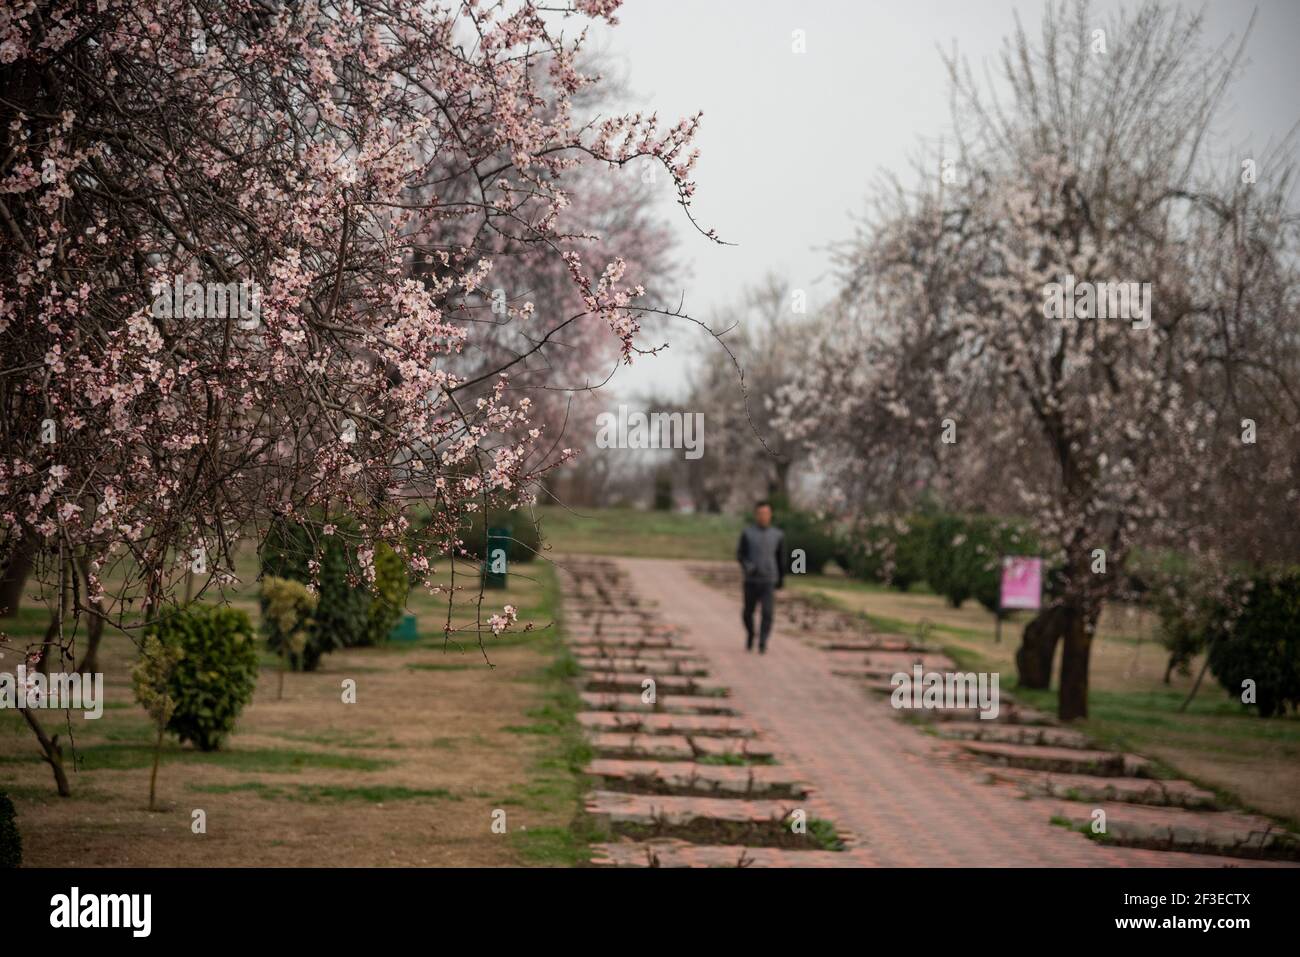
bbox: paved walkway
[614,557,1209,867]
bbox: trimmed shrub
[0,792,20,868]
[1207,571,1300,718]
[924,512,982,607]
[841,519,890,582]
[774,507,838,575]
[153,604,260,751]
[844,510,1040,605]
[842,516,928,591]
[889,516,930,592]
[261,519,369,668]
[261,575,319,668]
[363,542,409,646]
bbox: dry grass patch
[1,561,584,866]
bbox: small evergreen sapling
[261,576,319,699]
[132,635,181,811]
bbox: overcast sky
[585,0,1300,400]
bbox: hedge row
[799,507,1299,720]
[835,510,1041,611]
[258,509,539,671]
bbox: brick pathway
[560,557,867,866]
[610,557,1270,868]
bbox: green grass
[410,627,554,653]
[269,729,403,750]
[535,506,744,560]
[796,572,937,598]
[102,720,161,744]
[849,605,990,648]
[695,752,775,767]
[0,780,106,802]
[0,744,393,774]
[501,563,601,866]
[188,782,458,803]
[0,607,63,639]
[808,817,846,852]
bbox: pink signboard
[1000,556,1043,611]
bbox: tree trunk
[76,608,104,675]
[38,613,60,677]
[769,459,791,502]
[0,537,36,618]
[1015,605,1068,689]
[67,551,104,674]
[21,709,70,797]
[148,727,164,811]
[1058,604,1099,721]
[38,551,73,678]
[1179,638,1216,713]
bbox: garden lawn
[535,505,743,560]
[0,557,589,866]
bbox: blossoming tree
[776,1,1299,719]
[0,0,712,792]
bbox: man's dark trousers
[742,580,775,651]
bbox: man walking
[735,500,786,653]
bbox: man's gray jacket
[736,524,786,586]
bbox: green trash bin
[388,613,418,643]
[483,526,510,589]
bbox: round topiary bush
[1208,571,1300,718]
[0,792,20,868]
[153,604,260,751]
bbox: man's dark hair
[754,500,772,510]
